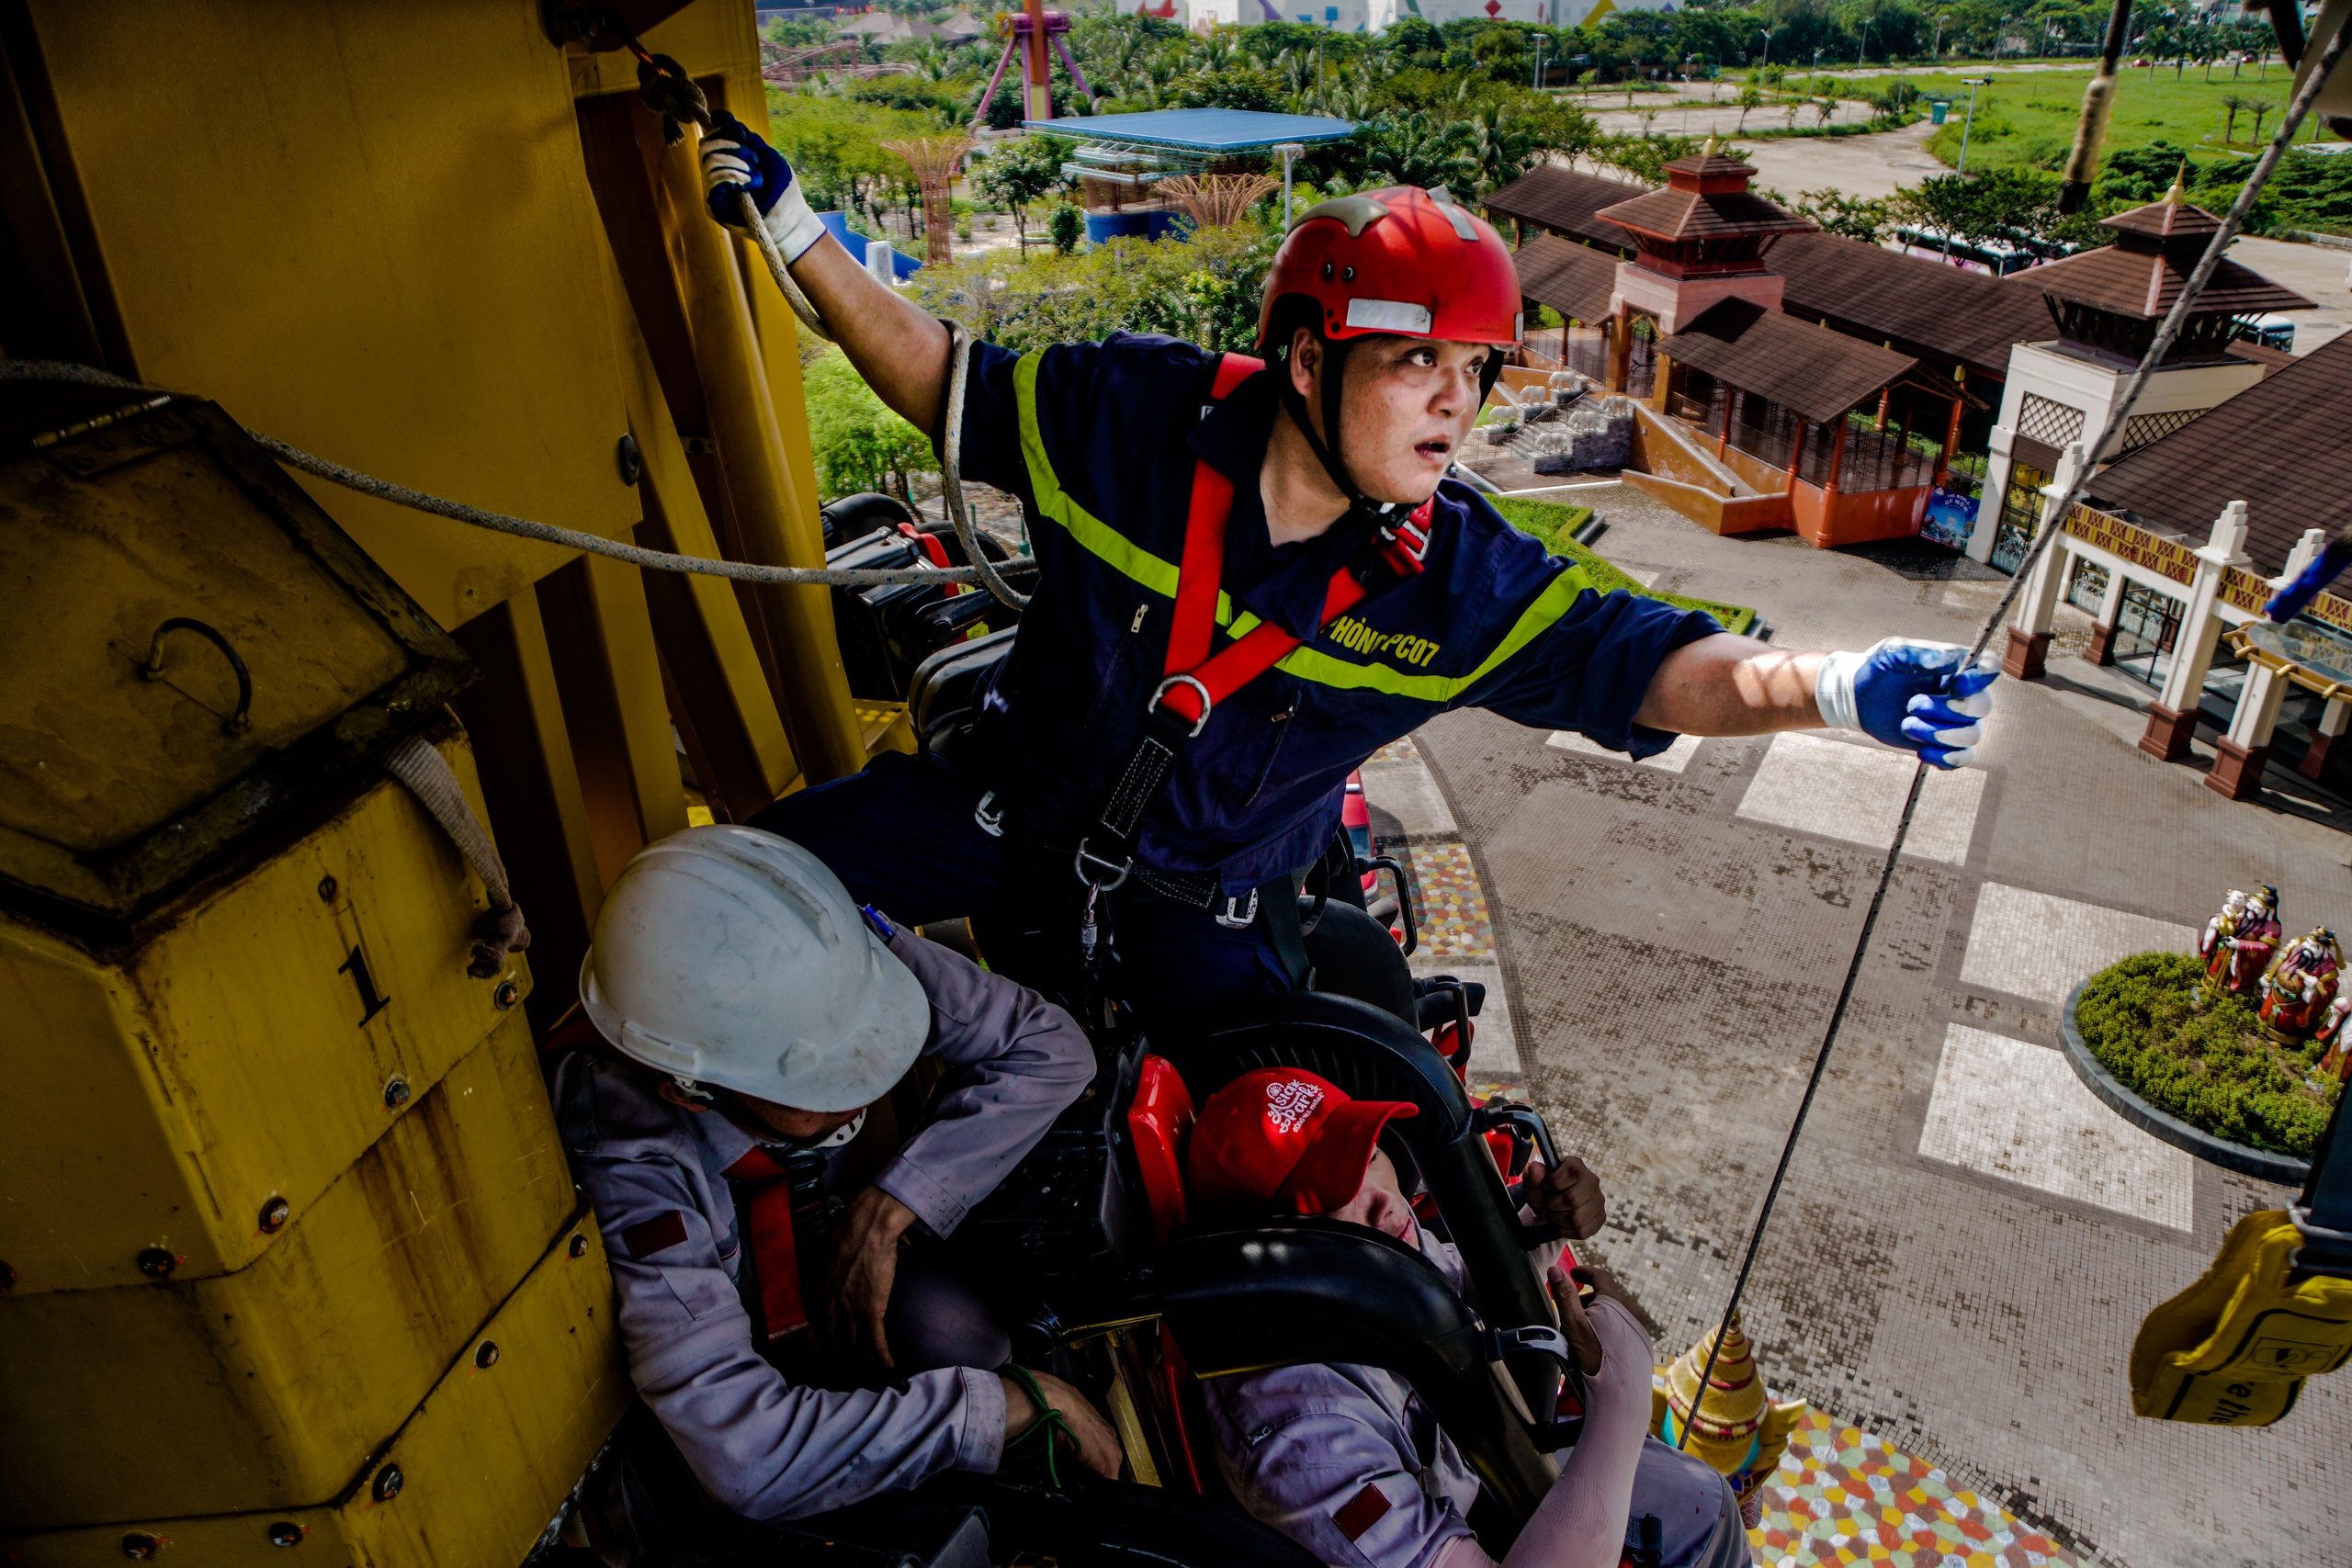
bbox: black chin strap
[1275,333,1505,527]
[1276,335,1408,533]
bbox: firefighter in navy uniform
[699,116,2000,1018]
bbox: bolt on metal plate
[372,1463,403,1503]
[257,1196,290,1234]
[383,1075,411,1110]
[135,1247,175,1280]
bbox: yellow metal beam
[24,0,643,629]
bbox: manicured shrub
[2075,953,2338,1158]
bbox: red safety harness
[721,1145,825,1342]
[1071,353,1433,923]
[545,1009,823,1345]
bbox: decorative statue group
[2200,884,2351,1071]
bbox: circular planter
[2060,980,2312,1187]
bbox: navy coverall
[757,333,1718,1015]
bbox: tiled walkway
[1752,1412,2084,1568]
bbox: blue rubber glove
[1815,637,1998,770]
[698,109,827,263]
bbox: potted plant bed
[2060,953,2339,1187]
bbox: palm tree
[2248,98,2278,141]
[2220,93,2245,143]
[1468,102,1539,196]
[1813,96,1835,128]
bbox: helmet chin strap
[1277,334,1405,525]
[1277,333,1507,524]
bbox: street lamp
[1758,27,1772,69]
[1933,12,1947,58]
[1956,75,1992,173]
[1533,31,1547,90]
[1274,141,1306,230]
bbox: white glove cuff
[763,188,828,265]
[1815,648,1867,734]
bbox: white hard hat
[578,827,930,1113]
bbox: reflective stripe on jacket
[952,333,1723,891]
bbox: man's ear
[656,1078,713,1113]
[1288,326,1321,397]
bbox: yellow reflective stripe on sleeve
[1013,349,1241,623]
[1012,349,1594,702]
[1271,569,1597,702]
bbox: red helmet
[1256,186,1523,352]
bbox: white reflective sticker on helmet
[1345,299,1434,334]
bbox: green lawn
[1882,64,2325,175]
[1488,496,1759,635]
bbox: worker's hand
[699,109,827,263]
[1521,1154,1607,1240]
[820,1185,918,1369]
[999,1369,1125,1483]
[1815,637,1998,769]
[1550,1264,1639,1378]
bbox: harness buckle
[1214,887,1260,930]
[1149,674,1215,738]
[1073,838,1133,891]
[973,789,1005,839]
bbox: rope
[1675,10,2352,1453]
[941,320,1031,610]
[380,736,531,978]
[0,360,1036,592]
[999,1362,1075,1489]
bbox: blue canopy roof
[1020,108,1357,152]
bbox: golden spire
[2164,162,2188,205]
[1702,132,1720,157]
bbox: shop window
[2110,579,2184,689]
[1990,461,2047,576]
[2065,557,2109,615]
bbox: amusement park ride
[2,0,2352,1566]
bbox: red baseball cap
[1186,1067,1418,1224]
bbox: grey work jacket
[1203,1232,1739,1568]
[556,921,1094,1519]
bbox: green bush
[801,347,935,504]
[2075,952,2339,1158]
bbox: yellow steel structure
[0,0,899,1560]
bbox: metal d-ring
[142,616,253,735]
[1151,674,1214,738]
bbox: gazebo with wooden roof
[1586,141,1813,393]
[2026,179,2313,365]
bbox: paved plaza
[1364,481,2352,1567]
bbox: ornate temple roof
[2024,186,2312,322]
[1591,136,1812,246]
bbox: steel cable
[2,358,1035,592]
[1674,10,2352,1453]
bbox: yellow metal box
[0,735,533,1292]
[0,1008,592,1528]
[0,1202,628,1568]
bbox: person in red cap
[1186,1070,1749,1568]
[699,118,2001,1022]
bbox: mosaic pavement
[1407,840,1498,959]
[1747,1410,2084,1568]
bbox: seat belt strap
[724,1145,814,1342]
[1076,354,1431,893]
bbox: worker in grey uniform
[556,825,1124,1519]
[1185,1069,1748,1568]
